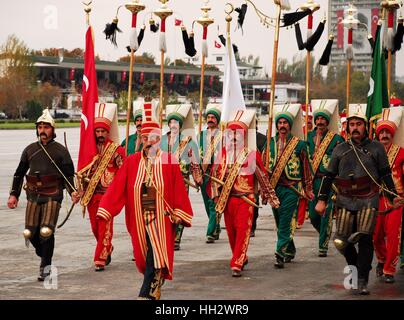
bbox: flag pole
[154,0,173,128]
[197,1,214,137]
[124,1,146,156]
[266,2,282,170]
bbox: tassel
[182,27,197,57]
[282,10,312,27]
[137,25,145,47]
[372,23,382,57]
[202,39,208,58]
[319,35,334,66]
[386,27,395,51]
[305,20,325,51]
[159,32,167,53]
[103,18,122,47]
[188,32,197,57]
[25,239,30,248]
[218,34,238,54]
[149,18,159,33]
[294,23,305,50]
[393,19,404,52]
[235,3,248,32]
[346,44,353,61]
[159,18,167,53]
[130,28,139,51]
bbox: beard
[97,137,105,144]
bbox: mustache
[207,121,215,124]
[136,124,142,129]
[97,137,105,142]
[351,130,360,135]
[40,133,47,138]
[381,137,390,140]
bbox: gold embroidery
[287,153,300,177]
[235,176,252,193]
[322,154,330,169]
[311,131,335,174]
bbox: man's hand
[71,191,81,204]
[7,195,18,209]
[213,197,218,204]
[173,215,182,225]
[393,195,404,209]
[315,200,326,216]
[306,191,315,201]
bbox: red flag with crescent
[78,26,98,173]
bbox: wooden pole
[199,55,206,135]
[346,59,351,110]
[159,50,165,128]
[125,50,135,156]
[266,4,281,170]
[305,51,311,140]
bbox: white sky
[1,0,404,77]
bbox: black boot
[376,262,384,277]
[357,278,370,295]
[274,254,284,269]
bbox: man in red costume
[96,101,193,300]
[79,103,125,271]
[212,110,280,277]
[373,107,404,283]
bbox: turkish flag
[139,71,144,84]
[214,40,222,49]
[77,26,98,173]
[169,72,174,85]
[69,68,75,81]
[371,8,379,38]
[175,19,182,26]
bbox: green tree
[25,100,43,120]
[0,34,36,119]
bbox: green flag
[366,24,389,122]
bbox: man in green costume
[199,104,223,243]
[263,103,314,269]
[121,103,143,155]
[307,100,344,258]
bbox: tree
[0,35,36,119]
[118,52,156,64]
[34,82,61,109]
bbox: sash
[202,132,222,173]
[81,142,119,207]
[215,148,249,214]
[175,136,192,160]
[269,136,299,188]
[387,144,400,168]
[311,131,336,175]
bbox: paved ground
[1,128,403,300]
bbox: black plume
[137,25,145,47]
[371,24,381,57]
[103,19,122,47]
[294,23,305,50]
[319,35,334,66]
[282,10,311,27]
[149,19,159,33]
[368,35,375,51]
[218,35,238,54]
[235,4,248,31]
[305,20,325,51]
[182,28,197,57]
[393,20,404,53]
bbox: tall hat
[311,99,339,133]
[339,111,347,124]
[226,109,257,151]
[36,108,55,128]
[376,107,404,146]
[132,99,143,121]
[140,100,160,136]
[205,103,222,123]
[94,103,120,143]
[166,104,196,141]
[273,103,304,140]
[347,103,368,122]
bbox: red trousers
[373,196,403,275]
[224,196,253,271]
[88,193,114,266]
[297,198,308,227]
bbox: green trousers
[308,177,334,254]
[201,175,221,239]
[272,185,299,259]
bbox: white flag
[221,37,246,123]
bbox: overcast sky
[1,0,404,77]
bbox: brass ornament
[40,226,53,238]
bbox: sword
[57,203,76,228]
[204,174,262,209]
